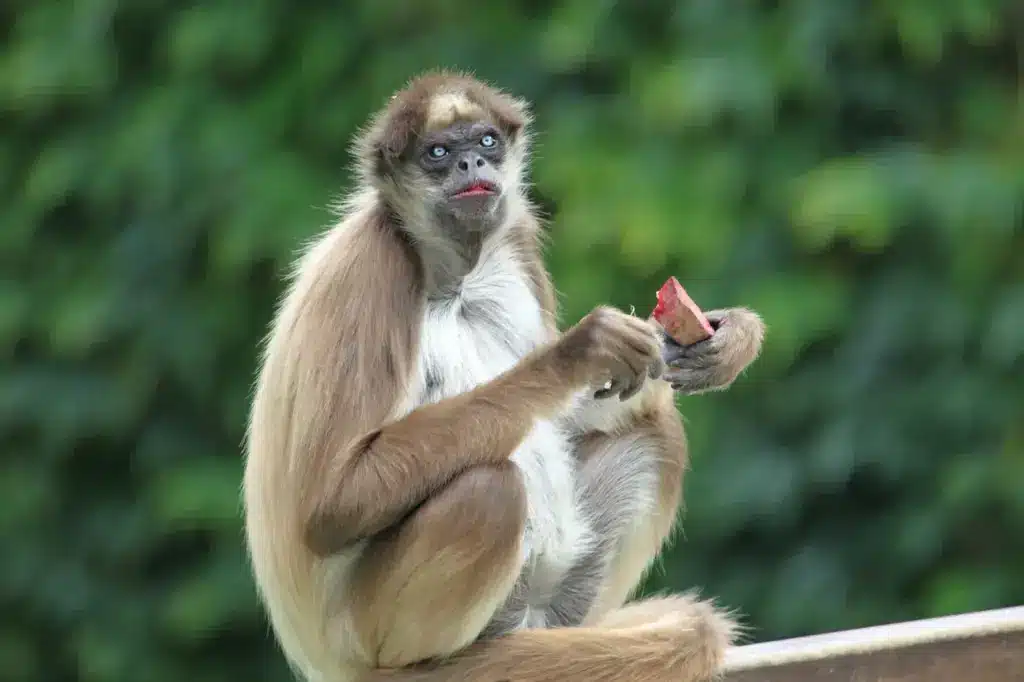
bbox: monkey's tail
[365,596,736,682]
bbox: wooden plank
[723,606,1024,681]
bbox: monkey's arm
[305,306,662,556]
[661,307,764,394]
[304,350,575,557]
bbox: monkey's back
[243,205,425,682]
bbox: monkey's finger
[668,340,721,368]
[668,363,713,385]
[595,376,625,400]
[624,319,666,358]
[593,359,630,399]
[648,355,666,379]
[607,340,650,385]
[660,333,698,363]
[666,368,718,395]
[663,335,717,364]
[671,380,715,395]
[661,342,684,364]
[592,377,614,399]
[656,328,713,368]
[611,322,660,359]
[702,309,729,327]
[622,313,662,338]
[668,356,714,373]
[618,376,645,402]
[663,367,697,385]
[634,328,665,365]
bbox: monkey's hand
[555,306,665,402]
[661,307,764,395]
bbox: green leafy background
[3,1,1022,681]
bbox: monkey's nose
[457,154,487,172]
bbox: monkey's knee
[352,462,528,667]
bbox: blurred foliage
[2,0,1023,680]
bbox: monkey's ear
[377,117,414,169]
[372,103,424,174]
[475,88,532,139]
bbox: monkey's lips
[452,181,498,199]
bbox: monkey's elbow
[302,492,377,557]
[305,501,382,557]
[301,434,389,557]
[302,468,393,557]
[303,508,356,558]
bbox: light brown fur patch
[350,462,528,667]
[424,92,486,132]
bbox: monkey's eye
[427,145,448,159]
[480,134,497,148]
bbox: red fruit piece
[652,276,714,346]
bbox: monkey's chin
[446,195,505,233]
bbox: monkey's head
[355,70,532,240]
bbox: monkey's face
[414,120,509,234]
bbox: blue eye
[428,145,448,158]
[480,134,496,148]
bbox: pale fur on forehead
[424,91,487,132]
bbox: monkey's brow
[423,121,495,145]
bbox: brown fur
[351,461,529,667]
[243,70,764,682]
[506,215,560,334]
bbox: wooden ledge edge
[723,605,1024,673]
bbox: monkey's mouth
[452,181,498,199]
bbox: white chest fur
[410,241,594,619]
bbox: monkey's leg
[363,391,733,682]
[477,410,674,632]
[542,393,737,682]
[541,309,761,627]
[574,387,701,621]
[349,461,528,668]
[528,421,665,629]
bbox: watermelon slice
[652,277,714,346]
